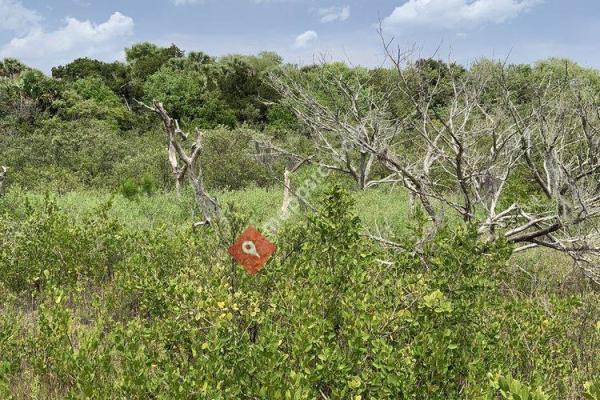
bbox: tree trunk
[281,169,292,217]
[0,166,7,195]
[190,174,220,221]
[136,100,220,226]
[280,156,313,217]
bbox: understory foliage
[0,187,598,399]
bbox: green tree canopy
[51,58,130,97]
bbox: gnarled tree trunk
[280,156,313,217]
[0,166,7,195]
[136,101,220,226]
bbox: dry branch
[271,44,600,284]
[136,100,220,225]
[269,67,400,190]
[0,166,7,195]
[281,155,314,217]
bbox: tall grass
[0,185,412,232]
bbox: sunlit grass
[4,186,414,232]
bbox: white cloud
[0,12,134,71]
[0,0,42,34]
[318,6,350,23]
[294,30,318,48]
[383,0,542,31]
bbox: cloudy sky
[0,0,599,73]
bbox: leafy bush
[203,127,274,190]
[0,119,129,190]
[0,187,597,398]
[585,378,600,400]
[0,199,127,293]
[120,178,139,199]
[119,175,158,199]
[55,77,131,128]
[488,374,550,400]
[140,175,156,196]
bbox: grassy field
[1,186,412,231]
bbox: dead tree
[281,156,314,217]
[501,77,600,284]
[0,166,7,195]
[137,101,220,225]
[269,67,400,190]
[380,45,600,283]
[135,100,188,195]
[273,48,600,283]
[251,137,316,215]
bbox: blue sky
[0,0,599,73]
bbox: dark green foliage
[143,63,236,128]
[0,58,29,79]
[140,175,157,196]
[202,127,273,190]
[55,77,130,128]
[412,58,467,109]
[126,42,184,81]
[20,69,64,114]
[120,177,139,199]
[217,52,283,125]
[0,46,298,193]
[120,175,157,199]
[51,58,130,97]
[125,42,185,99]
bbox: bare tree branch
[269,37,600,284]
[268,65,400,190]
[0,166,7,195]
[136,100,220,225]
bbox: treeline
[1,44,288,129]
[1,43,600,192]
[0,43,298,192]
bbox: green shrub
[488,374,551,400]
[120,178,139,200]
[0,198,127,293]
[0,188,597,398]
[203,127,274,190]
[120,175,158,199]
[585,379,600,400]
[140,175,156,196]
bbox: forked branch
[136,100,220,225]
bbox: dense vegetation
[0,44,599,398]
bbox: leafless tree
[269,66,401,190]
[502,76,600,283]
[281,156,314,217]
[136,101,220,225]
[250,137,315,215]
[272,47,600,283]
[135,100,187,194]
[0,166,7,195]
